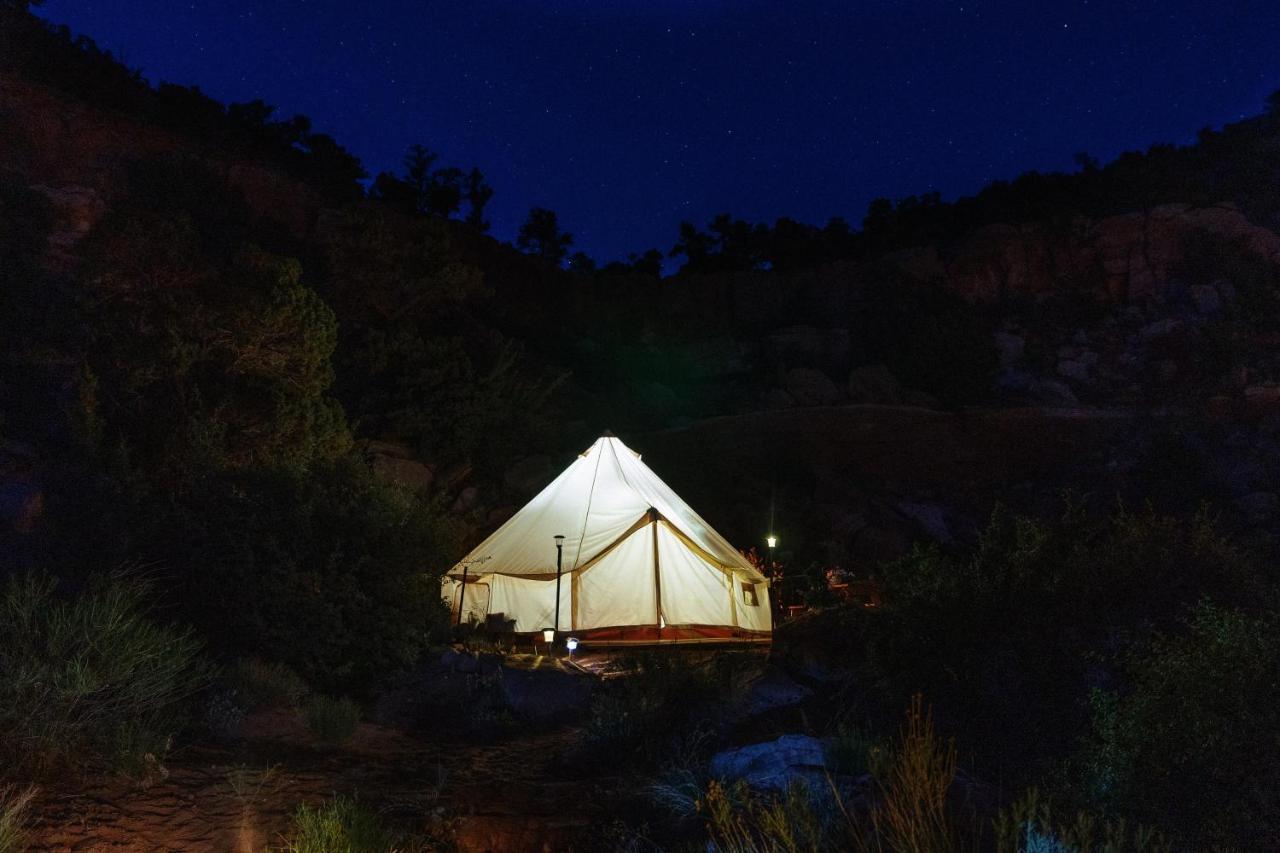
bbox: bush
[582,652,753,768]
[229,658,309,710]
[0,572,209,775]
[0,786,36,853]
[305,695,359,746]
[158,457,457,695]
[1073,602,1280,848]
[277,796,399,853]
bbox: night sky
[38,1,1280,265]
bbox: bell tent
[445,434,771,644]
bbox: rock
[766,326,852,374]
[847,364,902,404]
[451,485,480,513]
[765,387,796,409]
[0,481,43,532]
[1140,318,1184,341]
[900,389,939,409]
[366,440,434,491]
[504,455,554,495]
[1237,491,1278,524]
[785,368,843,406]
[994,332,1025,368]
[1190,284,1222,316]
[499,666,594,723]
[709,734,832,793]
[741,668,813,716]
[1056,359,1091,383]
[997,369,1078,405]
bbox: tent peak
[600,428,615,437]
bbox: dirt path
[26,709,613,853]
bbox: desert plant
[0,785,36,853]
[305,695,360,746]
[993,789,1171,853]
[277,796,400,853]
[866,695,959,852]
[0,571,209,775]
[229,658,309,710]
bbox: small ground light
[766,534,777,549]
[566,637,579,657]
[542,628,555,645]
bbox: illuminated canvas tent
[444,434,771,644]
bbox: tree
[516,207,573,266]
[464,167,493,232]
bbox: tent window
[741,581,760,607]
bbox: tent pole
[456,565,469,626]
[650,507,662,641]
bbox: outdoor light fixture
[566,637,579,657]
[766,534,777,549]
[542,628,555,644]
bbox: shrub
[0,786,36,853]
[229,658,309,710]
[277,796,399,853]
[993,789,1170,853]
[1073,602,1280,848]
[167,458,458,695]
[305,696,360,746]
[582,652,753,768]
[0,571,209,775]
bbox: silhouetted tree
[517,207,573,266]
[464,167,493,232]
[567,251,596,273]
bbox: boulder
[741,668,813,716]
[504,455,554,495]
[847,365,902,404]
[1056,359,1091,383]
[0,481,43,532]
[709,734,832,793]
[766,326,852,374]
[1190,284,1222,316]
[366,440,434,491]
[994,332,1025,368]
[1140,318,1184,341]
[785,368,843,407]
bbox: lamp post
[552,534,566,650]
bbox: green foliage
[319,206,560,471]
[0,572,209,776]
[0,786,36,853]
[228,658,309,711]
[868,499,1268,782]
[583,653,753,769]
[304,695,360,746]
[1074,603,1280,848]
[994,789,1170,853]
[278,796,399,853]
[166,457,457,694]
[78,158,351,478]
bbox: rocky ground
[25,656,619,853]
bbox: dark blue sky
[39,1,1280,264]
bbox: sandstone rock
[741,668,813,716]
[847,364,902,404]
[451,486,480,513]
[994,332,1025,368]
[1190,284,1222,316]
[998,369,1078,405]
[785,368,843,406]
[1057,359,1091,383]
[1237,491,1278,524]
[765,387,796,409]
[0,481,43,532]
[1140,318,1184,340]
[766,326,852,374]
[504,455,554,495]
